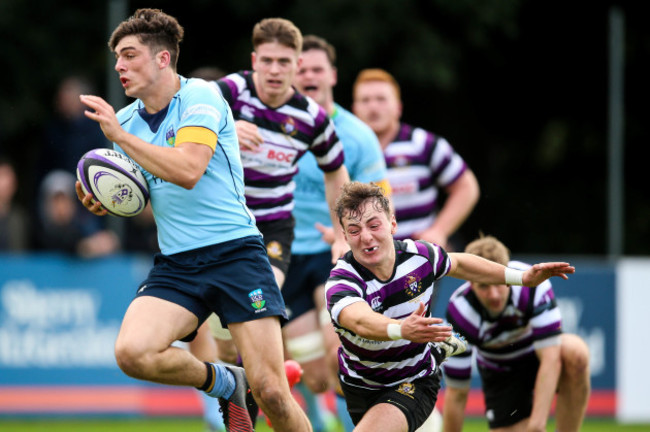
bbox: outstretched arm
[447,253,575,286]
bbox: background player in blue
[325,182,575,432]
[352,69,480,252]
[442,235,590,432]
[288,34,390,431]
[74,9,311,432]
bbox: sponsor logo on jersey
[248,288,266,311]
[405,274,422,297]
[370,296,382,311]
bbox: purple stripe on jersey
[254,210,292,222]
[348,356,431,381]
[396,124,413,141]
[243,168,294,184]
[415,241,429,258]
[443,162,467,186]
[532,322,562,338]
[395,200,437,221]
[340,337,421,361]
[431,152,452,177]
[245,193,293,207]
[379,263,432,300]
[341,348,432,381]
[220,78,239,99]
[442,364,472,380]
[318,151,344,172]
[447,302,480,340]
[517,287,531,311]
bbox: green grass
[0,417,649,432]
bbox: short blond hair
[464,234,510,266]
[353,68,401,101]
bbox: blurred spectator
[0,156,29,252]
[34,170,119,257]
[38,75,109,180]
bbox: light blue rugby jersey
[114,76,259,255]
[291,104,387,254]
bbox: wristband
[504,267,524,286]
[387,323,402,340]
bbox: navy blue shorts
[136,235,287,342]
[282,251,333,321]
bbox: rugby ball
[76,148,149,217]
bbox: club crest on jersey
[165,127,176,147]
[248,289,267,312]
[404,275,422,297]
[281,117,298,136]
[266,241,283,260]
[396,382,416,398]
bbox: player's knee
[114,341,149,379]
[561,334,590,378]
[250,374,290,415]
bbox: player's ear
[390,214,397,235]
[251,51,257,70]
[157,50,171,69]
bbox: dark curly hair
[108,8,184,70]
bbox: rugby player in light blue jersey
[352,69,480,252]
[287,35,389,432]
[442,235,590,432]
[74,9,309,432]
[325,182,575,432]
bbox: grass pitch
[1,417,649,431]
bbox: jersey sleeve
[309,107,344,173]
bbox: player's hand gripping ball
[76,148,149,217]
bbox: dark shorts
[136,235,287,342]
[479,354,540,428]
[341,371,442,432]
[282,251,333,321]
[257,217,295,277]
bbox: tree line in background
[1,0,647,255]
